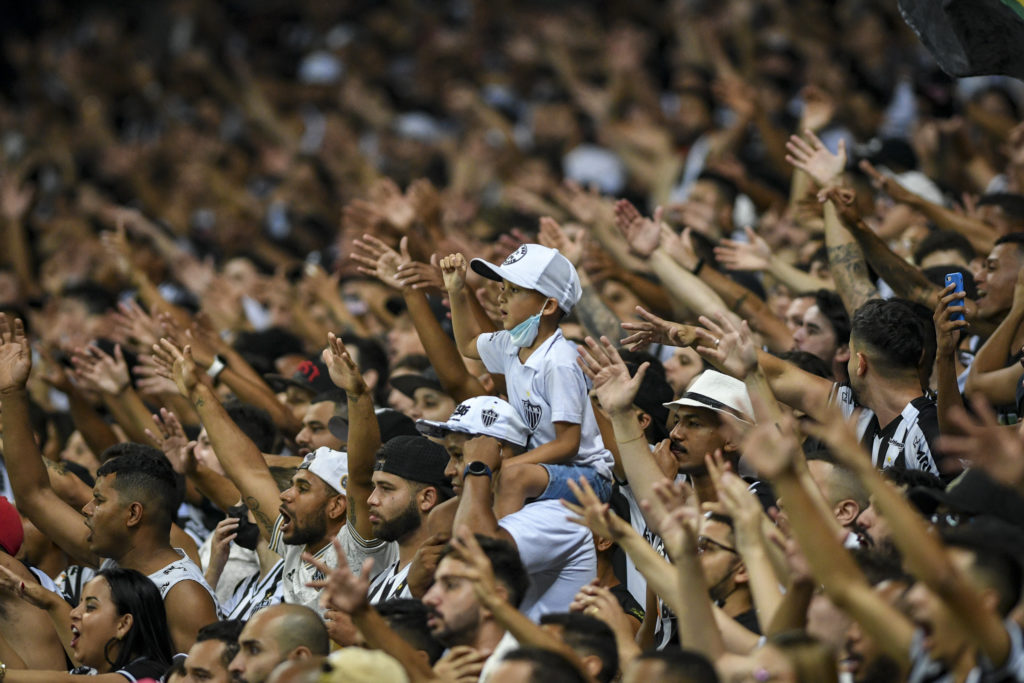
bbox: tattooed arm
[824,200,878,316]
[575,271,626,346]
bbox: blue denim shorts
[535,464,613,505]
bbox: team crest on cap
[522,400,542,431]
[503,245,528,265]
[481,408,498,427]
[452,403,471,418]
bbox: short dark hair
[850,299,927,373]
[440,535,530,608]
[881,465,944,491]
[499,647,588,683]
[994,231,1024,256]
[196,619,245,667]
[913,229,975,266]
[979,194,1024,224]
[96,446,181,528]
[224,402,280,453]
[540,613,618,683]
[632,648,720,682]
[815,289,851,347]
[377,599,445,665]
[695,171,739,207]
[941,519,1024,616]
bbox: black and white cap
[416,395,531,447]
[470,244,582,313]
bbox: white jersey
[269,516,397,617]
[498,499,596,620]
[477,329,613,479]
[101,549,219,615]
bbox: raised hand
[785,130,846,189]
[800,402,869,472]
[938,395,1024,488]
[570,580,638,636]
[798,85,837,133]
[563,476,630,541]
[620,306,698,352]
[933,283,968,359]
[538,216,584,267]
[0,563,58,611]
[110,300,164,353]
[858,160,916,205]
[369,178,416,231]
[660,224,699,271]
[205,516,240,586]
[321,332,368,396]
[714,226,772,272]
[395,248,445,292]
[551,180,612,227]
[70,344,130,395]
[146,408,190,473]
[0,315,32,392]
[692,311,758,379]
[614,199,661,257]
[643,482,700,559]
[0,175,34,221]
[448,526,501,604]
[351,234,407,289]
[715,466,769,552]
[305,537,374,615]
[576,335,647,415]
[151,339,200,398]
[740,414,802,480]
[133,354,182,397]
[439,253,469,294]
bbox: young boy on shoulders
[439,243,614,517]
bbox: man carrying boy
[440,244,615,516]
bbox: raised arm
[440,253,482,360]
[322,333,379,541]
[0,316,100,567]
[805,406,1014,667]
[965,270,1024,404]
[152,340,281,540]
[742,418,916,667]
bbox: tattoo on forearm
[576,286,623,344]
[827,243,879,313]
[194,397,205,408]
[245,496,275,536]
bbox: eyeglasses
[696,535,737,555]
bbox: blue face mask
[509,303,548,348]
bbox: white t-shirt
[479,631,520,682]
[498,499,597,620]
[269,516,397,616]
[477,329,613,479]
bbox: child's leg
[494,463,550,519]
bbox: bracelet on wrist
[691,258,705,276]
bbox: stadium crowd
[1,0,1024,681]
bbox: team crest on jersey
[522,400,542,430]
[481,408,498,427]
[503,245,528,265]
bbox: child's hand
[440,253,469,293]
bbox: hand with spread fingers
[70,344,130,395]
[692,311,758,379]
[351,233,408,289]
[614,199,662,257]
[620,306,698,352]
[563,476,630,542]
[0,315,33,392]
[322,332,368,396]
[151,339,201,398]
[576,335,646,416]
[304,537,375,615]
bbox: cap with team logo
[470,244,582,313]
[298,446,349,495]
[416,396,531,447]
[664,370,754,424]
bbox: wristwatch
[206,354,227,381]
[464,461,493,479]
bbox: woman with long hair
[0,566,175,680]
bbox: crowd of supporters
[1,0,1024,681]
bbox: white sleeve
[476,331,511,375]
[543,362,587,425]
[499,502,585,573]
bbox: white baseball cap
[664,370,754,424]
[470,244,582,313]
[299,447,349,495]
[416,396,531,447]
